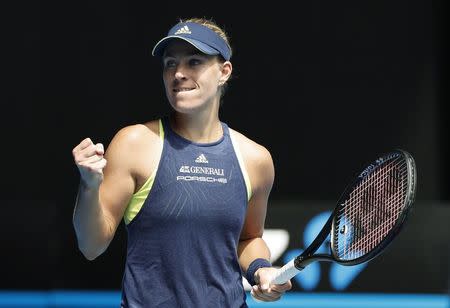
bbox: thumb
[256,268,271,290]
[95,143,104,155]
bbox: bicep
[240,191,268,240]
[240,147,275,240]
[98,135,136,232]
[238,175,273,265]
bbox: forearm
[238,237,271,273]
[73,182,113,260]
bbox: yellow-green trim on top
[123,120,164,225]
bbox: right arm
[72,130,135,260]
[72,123,160,260]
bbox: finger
[250,289,270,302]
[251,285,279,302]
[95,143,104,155]
[73,138,93,153]
[251,289,281,302]
[260,284,284,300]
[250,290,263,302]
[74,148,102,165]
[81,154,104,165]
[264,287,283,295]
[90,158,107,171]
[264,289,282,301]
[79,158,107,174]
[260,281,270,291]
[77,153,105,167]
[75,144,101,162]
[271,281,292,293]
[84,157,107,169]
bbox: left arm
[235,132,292,301]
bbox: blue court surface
[0,291,448,308]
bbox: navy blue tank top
[121,117,249,307]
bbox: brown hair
[179,17,233,102]
[180,17,233,61]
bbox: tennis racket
[271,149,417,285]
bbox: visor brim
[152,36,220,57]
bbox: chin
[167,95,205,112]
[169,101,203,114]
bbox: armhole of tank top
[123,119,165,225]
[229,131,252,202]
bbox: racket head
[330,149,417,265]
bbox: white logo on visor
[175,25,191,35]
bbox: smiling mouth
[173,87,195,93]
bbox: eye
[188,58,202,66]
[163,59,176,68]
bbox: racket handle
[270,259,301,285]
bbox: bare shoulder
[229,128,273,167]
[109,120,160,149]
[229,127,274,192]
[105,119,162,180]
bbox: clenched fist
[72,137,107,188]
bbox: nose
[174,65,187,80]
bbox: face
[162,40,232,115]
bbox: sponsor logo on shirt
[177,154,227,183]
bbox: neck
[169,109,223,143]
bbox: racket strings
[334,157,408,260]
[344,162,406,256]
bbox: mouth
[173,87,195,93]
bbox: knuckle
[74,156,83,165]
[77,161,88,168]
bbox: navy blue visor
[152,22,231,61]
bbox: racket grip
[270,259,301,285]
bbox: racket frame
[293,149,417,270]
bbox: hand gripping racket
[271,149,417,285]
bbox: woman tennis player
[72,17,292,307]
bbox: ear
[219,61,232,84]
